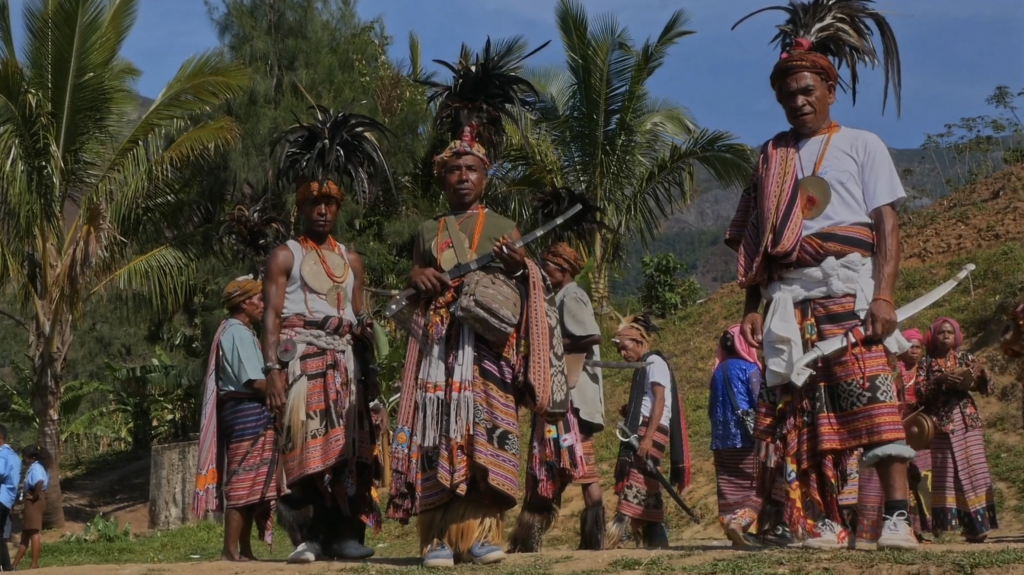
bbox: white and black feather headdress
[733,0,902,116]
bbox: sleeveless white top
[282,239,356,323]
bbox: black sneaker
[761,524,798,547]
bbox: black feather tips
[732,0,902,116]
[531,186,607,233]
[272,104,395,207]
[421,36,551,162]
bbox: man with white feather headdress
[726,0,918,550]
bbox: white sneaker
[802,519,849,550]
[287,541,321,563]
[877,511,919,550]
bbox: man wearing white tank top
[261,109,391,564]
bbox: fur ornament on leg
[604,512,639,550]
[507,501,558,553]
[419,497,506,563]
[578,502,605,551]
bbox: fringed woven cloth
[388,260,569,522]
[280,314,381,532]
[522,399,588,511]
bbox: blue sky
[7,0,1024,149]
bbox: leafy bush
[1004,147,1024,166]
[63,515,132,543]
[639,253,704,317]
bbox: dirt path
[24,538,1024,575]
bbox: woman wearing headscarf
[605,313,690,550]
[916,318,995,542]
[386,40,570,568]
[708,325,763,547]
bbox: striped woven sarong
[855,457,884,542]
[713,447,761,530]
[931,425,997,537]
[219,397,278,509]
[614,417,668,523]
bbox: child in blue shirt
[12,445,48,570]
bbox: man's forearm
[645,398,665,442]
[262,316,281,366]
[872,206,900,299]
[743,286,762,316]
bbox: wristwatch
[262,362,283,376]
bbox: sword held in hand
[384,203,583,319]
[789,263,976,388]
[615,422,700,523]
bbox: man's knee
[862,441,916,468]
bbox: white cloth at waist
[760,252,909,388]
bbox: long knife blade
[384,204,583,319]
[789,263,976,388]
[584,359,653,369]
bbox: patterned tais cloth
[280,314,381,532]
[387,259,569,522]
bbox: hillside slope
[547,162,1024,544]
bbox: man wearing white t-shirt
[605,314,690,550]
[726,1,917,552]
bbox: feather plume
[615,311,662,343]
[732,0,901,116]
[530,185,608,238]
[272,104,395,207]
[421,36,550,162]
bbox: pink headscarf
[902,328,923,345]
[925,317,963,356]
[712,324,761,373]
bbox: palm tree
[495,0,754,310]
[0,0,248,527]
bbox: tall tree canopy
[0,0,248,527]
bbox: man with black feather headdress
[727,0,917,551]
[385,38,576,568]
[604,313,690,550]
[260,106,391,563]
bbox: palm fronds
[272,103,394,208]
[732,0,902,115]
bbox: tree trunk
[590,238,611,315]
[31,312,73,530]
[33,356,66,529]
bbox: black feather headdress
[272,103,394,207]
[732,0,901,116]
[422,35,550,166]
